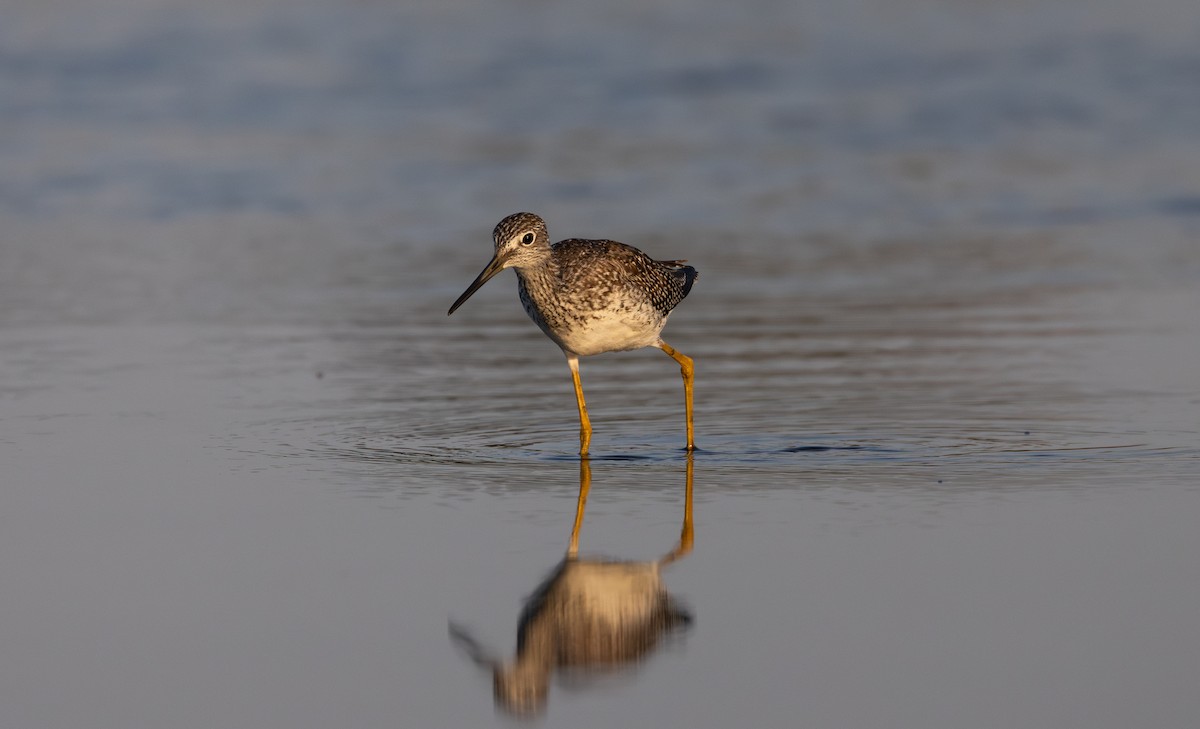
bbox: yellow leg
[660,451,695,565]
[566,355,592,456]
[567,457,592,558]
[658,341,696,451]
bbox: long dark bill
[447,254,506,315]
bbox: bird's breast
[517,272,667,356]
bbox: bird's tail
[668,263,698,297]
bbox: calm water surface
[3,1,1199,727]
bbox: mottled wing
[553,238,698,315]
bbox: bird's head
[448,212,551,315]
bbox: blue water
[3,1,1199,727]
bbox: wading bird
[448,212,697,455]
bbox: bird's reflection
[450,454,695,717]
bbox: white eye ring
[520,232,535,245]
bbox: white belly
[551,313,667,356]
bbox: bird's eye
[521,232,535,245]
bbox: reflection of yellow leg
[567,458,592,557]
[660,452,695,566]
[658,342,695,451]
[566,355,592,456]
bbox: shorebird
[447,212,697,455]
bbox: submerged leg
[567,457,592,557]
[566,354,592,456]
[659,452,695,566]
[657,341,696,451]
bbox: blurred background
[3,1,1199,727]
